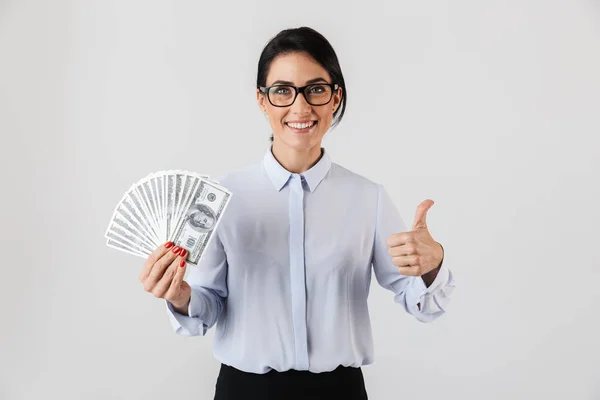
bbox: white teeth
[287,121,315,129]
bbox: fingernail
[179,248,187,257]
[179,259,186,267]
[165,241,173,248]
[172,246,181,254]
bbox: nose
[290,90,312,114]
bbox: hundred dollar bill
[106,238,147,258]
[165,171,210,242]
[105,228,151,256]
[173,176,199,234]
[171,178,231,266]
[106,219,155,254]
[107,210,157,250]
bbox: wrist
[172,296,191,315]
[436,242,444,268]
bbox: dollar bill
[109,210,158,250]
[105,170,228,262]
[154,173,165,238]
[127,186,161,244]
[115,199,160,248]
[137,177,161,239]
[105,228,152,256]
[106,238,147,258]
[166,173,176,242]
[106,218,155,254]
[171,178,231,266]
[172,175,199,236]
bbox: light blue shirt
[166,145,455,374]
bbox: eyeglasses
[258,83,339,107]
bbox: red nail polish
[165,241,173,248]
[172,246,180,254]
[179,259,186,267]
[179,248,187,257]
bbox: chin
[281,132,322,150]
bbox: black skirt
[214,363,369,400]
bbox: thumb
[412,199,434,231]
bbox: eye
[273,86,291,95]
[308,85,326,93]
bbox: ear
[332,86,343,112]
[257,88,267,114]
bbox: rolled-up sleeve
[165,227,229,336]
[371,184,455,323]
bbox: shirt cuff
[419,260,450,295]
[164,290,207,336]
[411,261,454,318]
[188,289,203,317]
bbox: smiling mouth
[285,121,318,130]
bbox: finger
[412,199,434,231]
[388,244,416,257]
[391,255,419,268]
[139,242,174,282]
[151,256,181,298]
[146,245,182,285]
[165,256,187,299]
[398,266,421,276]
[386,232,411,247]
[179,247,188,260]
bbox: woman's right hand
[139,242,191,314]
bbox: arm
[371,184,455,323]
[165,228,228,336]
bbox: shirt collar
[263,145,331,193]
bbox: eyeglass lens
[268,84,333,106]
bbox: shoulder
[328,162,382,193]
[213,162,262,189]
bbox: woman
[139,26,455,400]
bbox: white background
[1,0,599,399]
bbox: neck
[271,139,323,174]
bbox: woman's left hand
[387,199,444,277]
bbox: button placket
[288,174,309,369]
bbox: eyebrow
[270,77,329,86]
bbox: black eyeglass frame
[258,83,340,107]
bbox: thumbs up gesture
[386,199,444,278]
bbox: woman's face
[257,52,342,152]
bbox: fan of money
[105,170,232,266]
